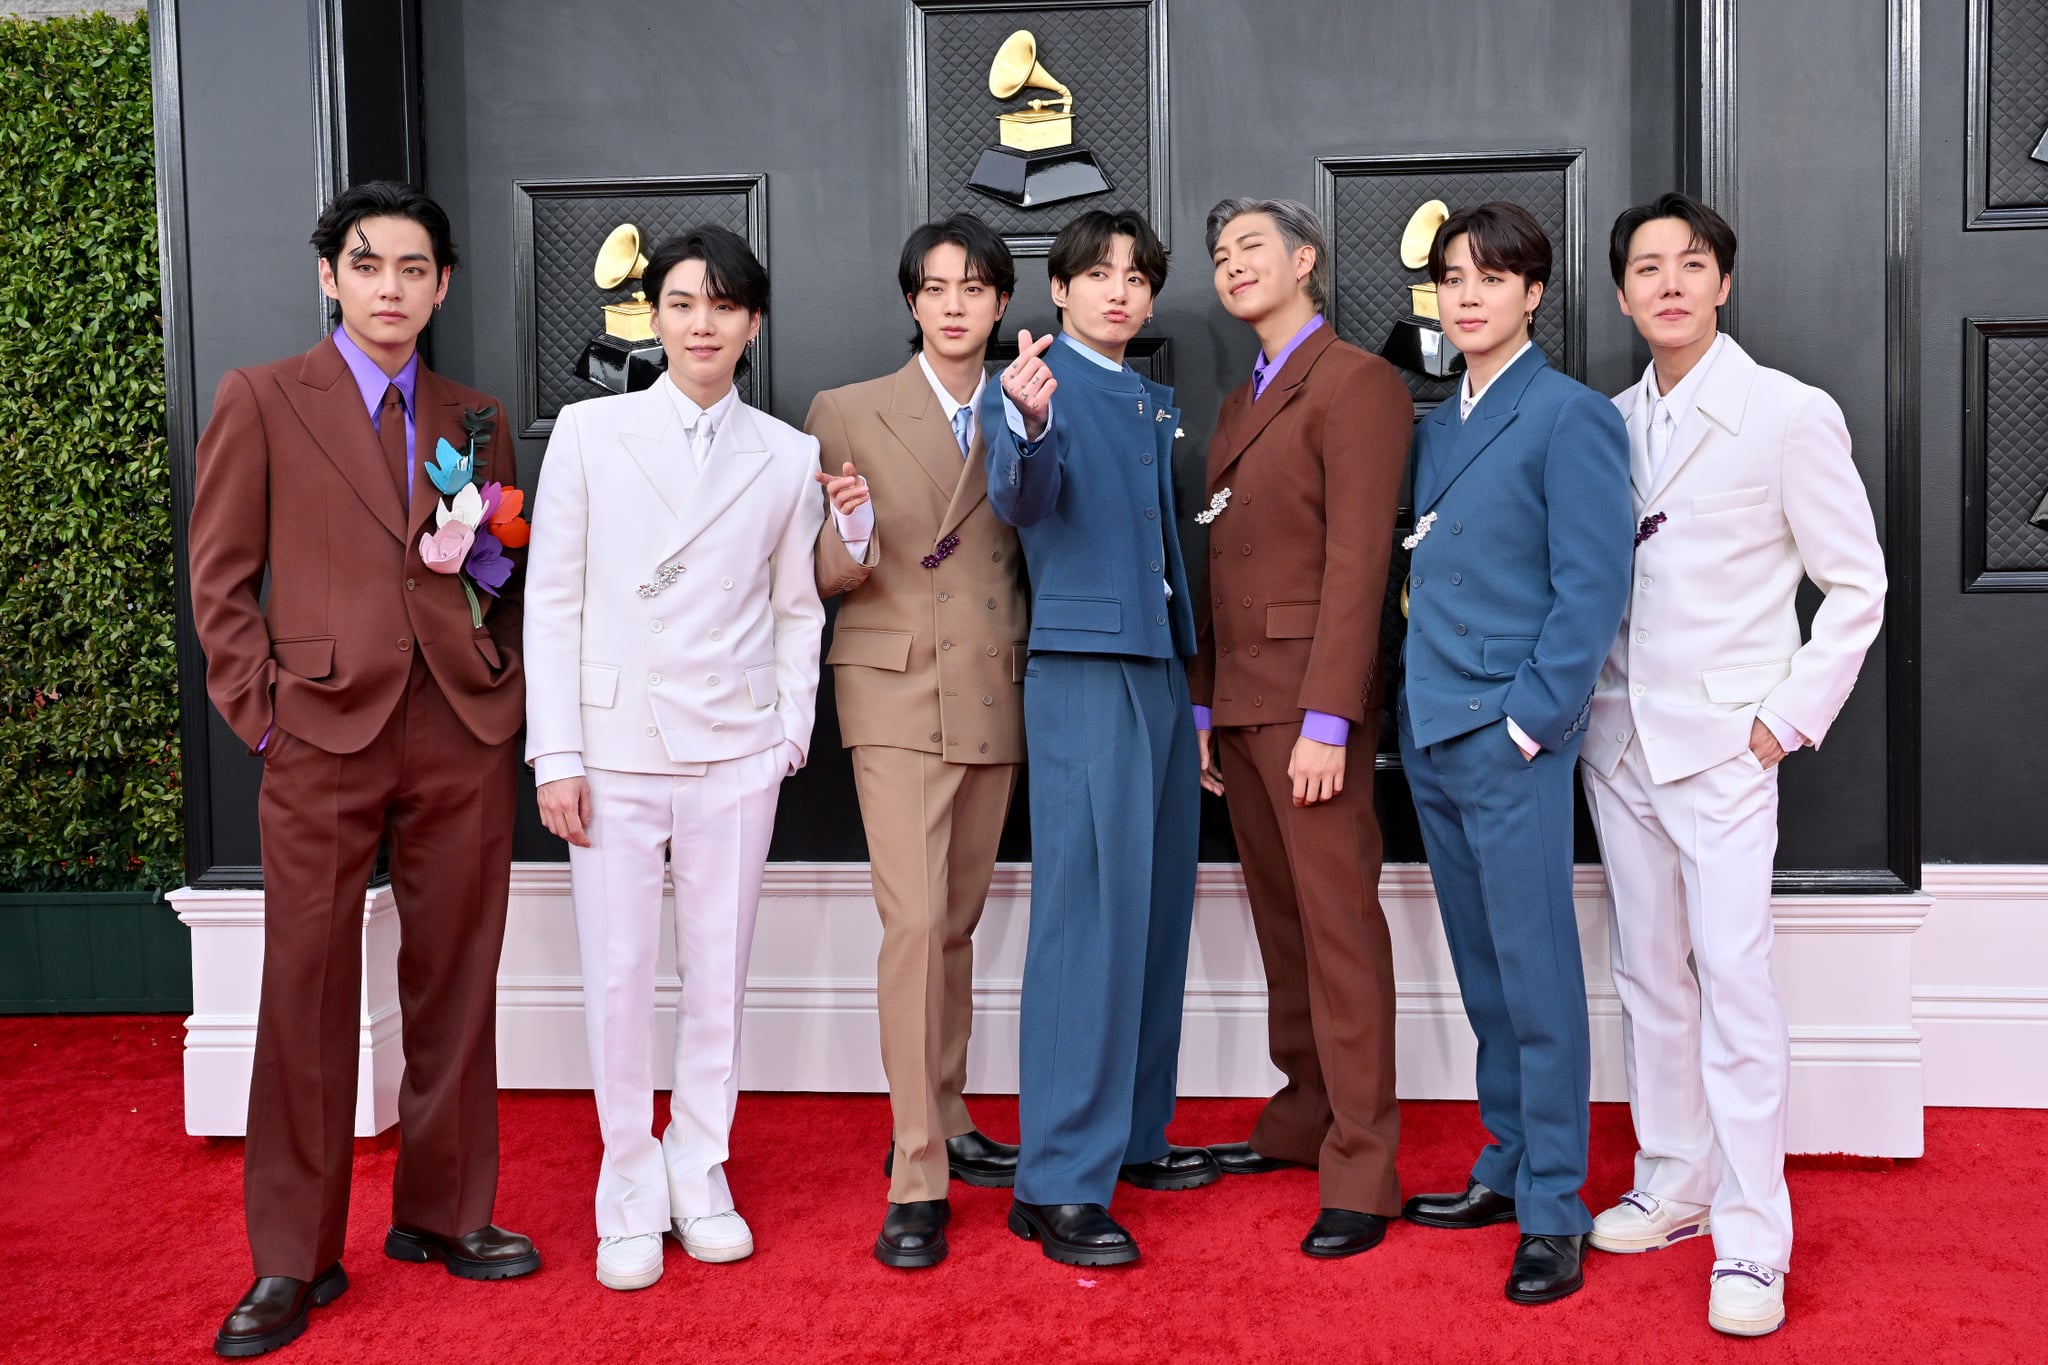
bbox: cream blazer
[524,383,826,777]
[1582,338,1886,785]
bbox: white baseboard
[172,858,2020,1156]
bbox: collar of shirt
[661,371,740,441]
[1059,332,1129,373]
[1253,313,1325,400]
[1459,338,1534,421]
[331,325,418,425]
[916,350,986,435]
[1639,330,1728,432]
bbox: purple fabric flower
[478,480,504,524]
[465,528,512,596]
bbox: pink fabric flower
[419,519,475,573]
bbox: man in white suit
[1580,194,1886,1338]
[523,227,826,1291]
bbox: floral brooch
[1401,511,1438,550]
[1634,511,1668,547]
[1194,488,1231,525]
[921,534,961,570]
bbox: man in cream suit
[524,227,826,1291]
[1581,194,1885,1338]
[810,214,1030,1269]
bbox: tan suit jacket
[809,358,1029,764]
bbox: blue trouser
[1014,651,1200,1208]
[1398,707,1594,1236]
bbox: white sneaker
[595,1233,664,1291]
[672,1209,754,1263]
[1587,1189,1712,1253]
[1709,1260,1786,1336]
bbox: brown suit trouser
[851,745,1016,1204]
[1217,716,1402,1215]
[246,656,516,1279]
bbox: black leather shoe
[1208,1140,1306,1176]
[214,1263,346,1357]
[1506,1233,1587,1304]
[1402,1178,1517,1229]
[1300,1208,1390,1259]
[1117,1144,1221,1191]
[882,1129,1021,1188]
[1006,1201,1139,1266]
[874,1199,951,1269]
[384,1224,541,1280]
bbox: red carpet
[2,1016,2043,1364]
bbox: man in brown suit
[189,183,537,1358]
[810,214,1029,1269]
[1190,197,1413,1259]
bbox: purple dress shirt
[1195,313,1348,746]
[331,324,420,509]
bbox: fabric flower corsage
[1194,488,1232,526]
[418,411,529,625]
[1634,511,1668,547]
[920,534,961,570]
[1401,511,1438,550]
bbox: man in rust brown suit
[189,183,536,1358]
[810,214,1030,1269]
[1190,196,1413,1259]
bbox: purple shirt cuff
[1298,710,1350,745]
[1192,704,1212,732]
[258,724,272,753]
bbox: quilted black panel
[526,187,758,424]
[1326,165,1574,405]
[918,3,1156,239]
[1984,332,2048,571]
[1986,0,2048,209]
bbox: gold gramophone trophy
[575,223,669,395]
[1378,198,1465,381]
[965,30,1111,208]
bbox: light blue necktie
[951,405,972,459]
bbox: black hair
[1428,201,1552,295]
[642,224,770,317]
[897,213,1017,352]
[310,180,459,274]
[1607,191,1738,285]
[1047,209,1169,297]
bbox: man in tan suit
[189,183,537,1358]
[1190,197,1412,1258]
[810,214,1029,1269]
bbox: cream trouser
[568,749,783,1237]
[1583,736,1794,1270]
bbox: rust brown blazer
[1189,326,1410,724]
[189,335,524,754]
[809,359,1028,764]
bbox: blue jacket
[982,338,1197,659]
[1401,346,1632,750]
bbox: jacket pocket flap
[1692,485,1769,516]
[1701,659,1792,704]
[580,662,619,708]
[745,663,778,709]
[1035,594,1121,633]
[473,630,502,670]
[1481,635,1540,675]
[271,636,335,680]
[1265,601,1321,639]
[826,627,914,672]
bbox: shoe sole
[1505,1271,1585,1305]
[1404,1208,1519,1230]
[873,1235,949,1269]
[881,1148,1016,1189]
[1006,1208,1140,1267]
[1117,1166,1222,1192]
[595,1263,664,1291]
[669,1229,755,1264]
[1589,1216,1711,1254]
[213,1265,347,1358]
[383,1228,542,1280]
[1710,1306,1786,1336]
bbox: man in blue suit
[1394,203,1632,1304]
[980,209,1216,1266]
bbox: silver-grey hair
[1204,196,1330,313]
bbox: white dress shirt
[662,373,740,473]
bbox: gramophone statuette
[1379,198,1466,381]
[965,30,1111,209]
[576,223,669,396]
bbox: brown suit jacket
[189,335,524,754]
[1188,326,1411,726]
[809,358,1029,764]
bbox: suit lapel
[282,336,406,542]
[656,401,773,564]
[1642,339,1756,507]
[1618,385,1653,507]
[879,360,965,501]
[1415,346,1543,513]
[409,367,470,542]
[1207,325,1335,491]
[619,388,694,521]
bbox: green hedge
[0,14,180,893]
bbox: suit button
[1145,507,1157,519]
[982,694,993,705]
[1618,730,1630,741]
[1253,696,1264,707]
[979,741,990,753]
[1633,684,1646,696]
[1452,522,1463,534]
[1150,561,1161,572]
[1640,575,1653,588]
[1221,645,1231,655]
[1468,699,1480,710]
[1156,615,1166,625]
[987,598,997,609]
[710,628,721,640]
[1451,572,1462,585]
[1412,574,1422,587]
[721,577,734,589]
[708,674,719,685]
[1455,624,1467,635]
[941,640,954,650]
[648,673,662,685]
[930,730,943,742]
[985,644,998,656]
[1215,597,1224,608]
[650,620,664,633]
[1241,544,1252,555]
[938,592,950,602]
[1460,670,1472,679]
[405,578,416,591]
[1248,645,1260,658]
[1141,453,1153,464]
[1241,596,1252,608]
[397,638,411,651]
[1636,630,1648,642]
[644,724,658,736]
[1212,547,1222,559]
[712,722,725,732]
[991,550,1002,561]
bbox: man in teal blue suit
[979,210,1216,1267]
[1394,203,1632,1305]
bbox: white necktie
[951,405,972,459]
[689,415,712,472]
[1649,399,1674,481]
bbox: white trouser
[569,749,783,1237]
[1582,736,1793,1270]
